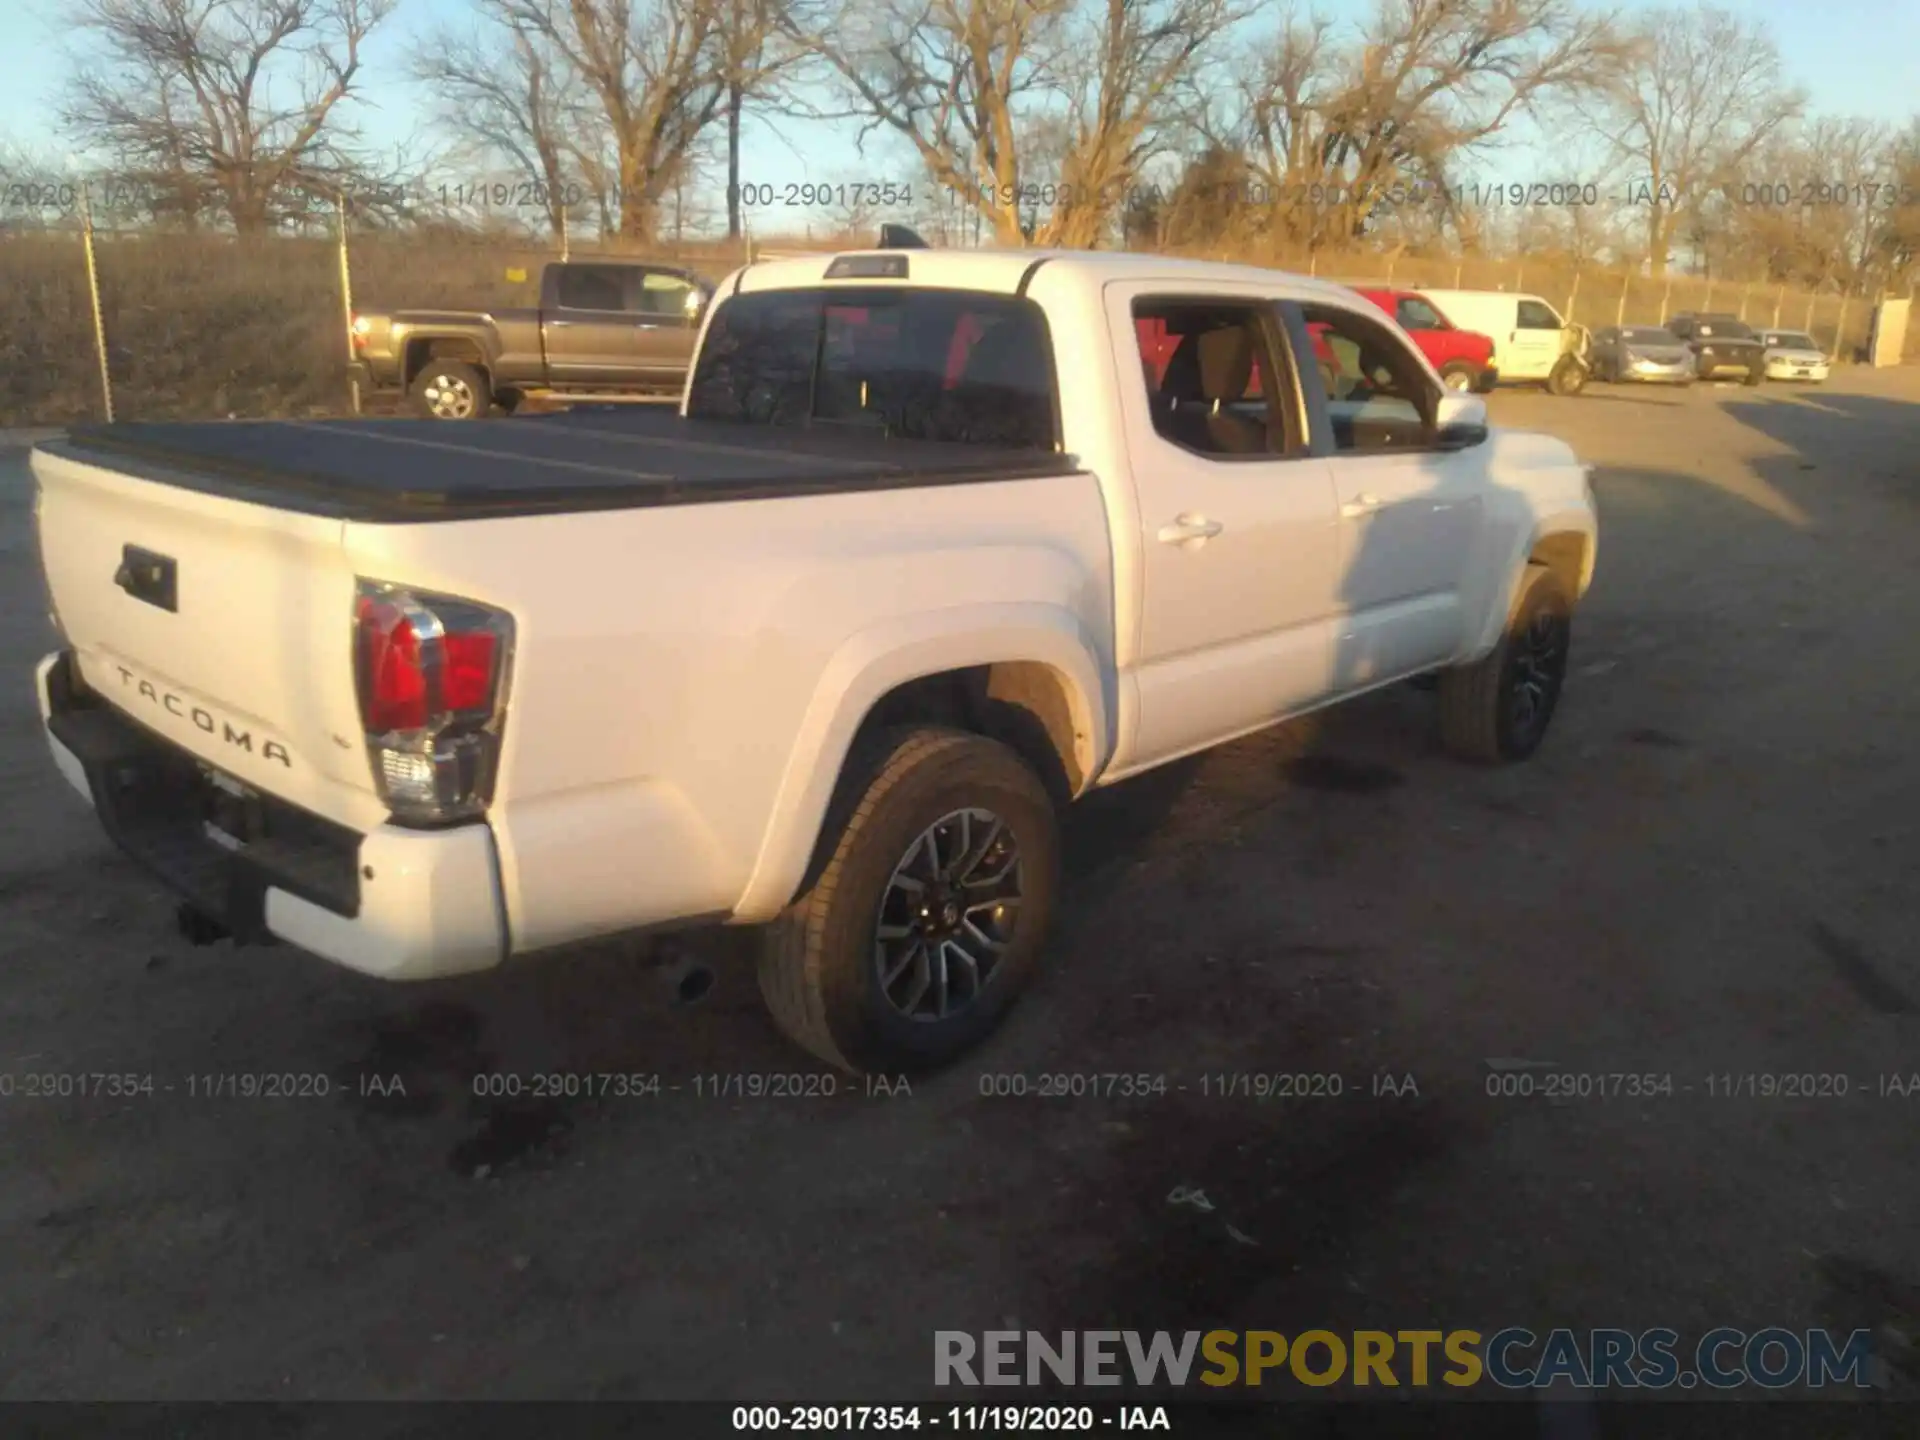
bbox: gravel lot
[1,372,1916,1413]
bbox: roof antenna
[877,224,929,250]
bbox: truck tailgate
[32,445,385,829]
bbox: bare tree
[1036,0,1248,247]
[411,18,585,241]
[717,0,811,238]
[1580,2,1802,277]
[61,0,398,233]
[1205,0,1630,253]
[786,0,1075,245]
[485,0,736,243]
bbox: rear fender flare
[729,603,1111,923]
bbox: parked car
[1755,328,1831,383]
[1663,313,1765,385]
[31,247,1598,1074]
[1590,325,1695,385]
[1350,287,1499,392]
[349,259,718,419]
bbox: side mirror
[1432,392,1488,448]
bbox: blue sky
[2,0,1914,234]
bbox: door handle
[1340,493,1384,519]
[1157,514,1224,547]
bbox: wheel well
[852,663,1088,808]
[405,336,488,387]
[1529,532,1589,599]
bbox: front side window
[687,287,1057,449]
[1516,299,1563,331]
[637,271,696,317]
[1396,297,1448,331]
[1297,303,1436,453]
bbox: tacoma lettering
[114,667,291,767]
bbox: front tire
[1438,361,1478,393]
[1438,565,1573,763]
[758,727,1061,1074]
[1743,366,1764,387]
[1546,355,1588,396]
[412,358,492,419]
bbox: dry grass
[0,226,1910,426]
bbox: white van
[1418,290,1575,386]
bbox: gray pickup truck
[349,259,718,419]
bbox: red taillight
[440,632,497,712]
[353,581,513,824]
[356,595,428,731]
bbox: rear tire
[412,358,492,420]
[1438,565,1573,763]
[758,727,1060,1074]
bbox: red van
[1352,288,1498,393]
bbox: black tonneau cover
[45,408,1081,522]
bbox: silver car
[1757,329,1831,383]
[1591,325,1695,384]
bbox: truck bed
[45,409,1081,522]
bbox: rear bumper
[1695,353,1762,377]
[36,650,506,981]
[346,358,400,391]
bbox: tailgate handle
[115,545,178,613]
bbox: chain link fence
[2,216,1913,426]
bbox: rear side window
[555,266,629,311]
[688,288,1057,448]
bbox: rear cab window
[687,286,1058,449]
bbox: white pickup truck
[30,247,1597,1074]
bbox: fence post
[560,206,570,263]
[1453,259,1463,287]
[1385,253,1396,285]
[1771,284,1784,327]
[1804,293,1816,328]
[1703,278,1715,311]
[1661,278,1672,320]
[1616,272,1629,325]
[1307,251,1317,276]
[1834,294,1850,363]
[1736,282,1750,321]
[79,182,114,424]
[1513,261,1522,292]
[336,194,361,417]
[1565,270,1580,325]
